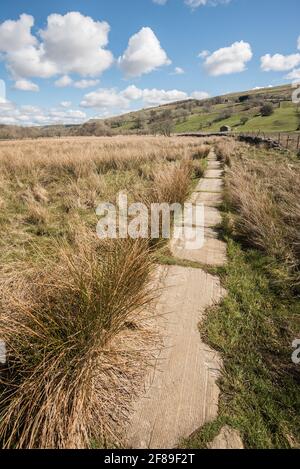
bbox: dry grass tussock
[225,150,300,287]
[0,232,158,448]
[214,137,244,166]
[0,136,211,448]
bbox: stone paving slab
[207,161,222,170]
[174,206,222,228]
[170,233,227,266]
[190,191,223,207]
[204,169,223,179]
[196,178,223,193]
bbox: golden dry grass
[224,146,300,287]
[0,135,210,448]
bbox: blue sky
[0,0,299,125]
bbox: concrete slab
[209,426,244,449]
[170,232,227,267]
[196,178,223,193]
[207,161,222,170]
[204,169,223,179]
[174,206,222,228]
[190,191,222,207]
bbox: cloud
[121,85,143,100]
[141,88,188,105]
[191,91,210,100]
[54,76,100,89]
[198,50,210,58]
[0,101,87,126]
[60,101,72,108]
[118,27,171,77]
[0,12,113,81]
[185,0,231,8]
[81,86,210,109]
[260,53,300,72]
[40,12,113,76]
[54,75,73,87]
[153,0,231,7]
[172,67,185,75]
[0,14,36,52]
[204,41,253,76]
[0,80,7,103]
[80,88,130,109]
[14,79,39,92]
[73,79,100,89]
[285,68,300,81]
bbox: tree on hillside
[133,112,147,131]
[260,103,274,117]
[151,120,173,137]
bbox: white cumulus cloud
[118,27,171,77]
[0,12,113,81]
[260,53,300,72]
[0,101,87,126]
[40,12,113,77]
[60,101,72,108]
[0,80,7,103]
[285,68,300,81]
[121,85,143,100]
[191,91,210,100]
[172,67,185,75]
[14,79,39,92]
[198,50,210,58]
[141,88,188,105]
[81,86,210,109]
[73,79,100,89]
[54,75,73,88]
[153,0,231,7]
[80,88,130,109]
[204,40,253,76]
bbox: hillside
[100,84,299,135]
[0,84,299,139]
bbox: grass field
[174,101,299,134]
[0,135,210,448]
[1,134,299,449]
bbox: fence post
[286,135,290,150]
[278,133,281,145]
[297,135,300,151]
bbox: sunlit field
[0,135,210,448]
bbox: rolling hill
[0,84,299,139]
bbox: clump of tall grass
[151,160,193,205]
[0,232,156,448]
[215,138,241,166]
[191,144,211,161]
[225,153,300,287]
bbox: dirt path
[126,149,227,449]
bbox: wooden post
[297,135,300,151]
[278,133,281,145]
[286,135,290,150]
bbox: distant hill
[0,84,299,139]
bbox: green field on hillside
[174,101,298,134]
